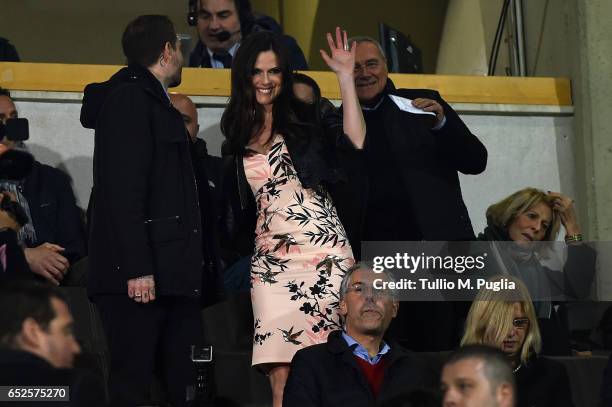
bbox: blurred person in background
[190,0,308,70]
[0,280,106,406]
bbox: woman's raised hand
[548,191,581,235]
[320,27,355,77]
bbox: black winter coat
[81,65,202,297]
[190,138,224,306]
[282,330,437,407]
[359,81,487,242]
[23,161,86,264]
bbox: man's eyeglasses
[512,317,529,329]
[345,282,391,299]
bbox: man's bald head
[170,93,199,141]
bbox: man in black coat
[283,264,437,407]
[346,37,488,351]
[0,280,106,407]
[170,92,224,306]
[80,15,204,406]
[189,0,308,70]
[350,36,487,248]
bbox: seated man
[0,88,86,286]
[0,280,106,406]
[283,263,436,407]
[441,345,515,407]
[190,0,308,70]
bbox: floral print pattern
[245,135,354,366]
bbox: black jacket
[282,330,437,407]
[0,350,106,406]
[515,354,574,407]
[219,107,365,265]
[81,65,202,297]
[359,81,487,242]
[191,138,224,306]
[23,161,86,264]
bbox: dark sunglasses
[513,317,530,329]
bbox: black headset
[188,0,198,26]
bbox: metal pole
[507,0,520,76]
[514,0,527,76]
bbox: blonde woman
[462,275,574,407]
[477,187,596,354]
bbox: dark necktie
[212,53,232,68]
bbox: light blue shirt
[207,42,240,69]
[342,332,390,365]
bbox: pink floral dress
[244,135,354,367]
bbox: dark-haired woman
[220,28,365,405]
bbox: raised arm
[320,27,366,149]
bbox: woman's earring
[160,58,166,67]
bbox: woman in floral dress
[220,28,366,406]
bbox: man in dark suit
[189,0,308,70]
[0,280,106,406]
[346,37,488,351]
[80,15,204,406]
[283,263,436,407]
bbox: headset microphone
[214,29,240,42]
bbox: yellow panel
[281,0,320,63]
[0,62,572,106]
[251,0,281,22]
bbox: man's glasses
[512,317,529,329]
[345,282,391,299]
